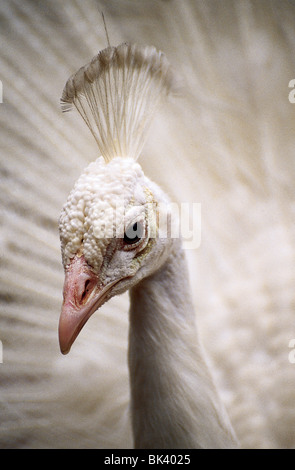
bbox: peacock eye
[123,221,144,246]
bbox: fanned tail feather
[60,43,177,162]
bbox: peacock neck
[128,239,238,449]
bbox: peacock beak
[58,254,113,355]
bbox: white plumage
[1,0,295,449]
[57,41,237,447]
[60,43,178,161]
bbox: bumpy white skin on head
[60,157,141,270]
[59,156,173,297]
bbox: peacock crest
[60,42,178,162]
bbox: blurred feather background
[0,0,295,448]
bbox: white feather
[1,0,295,449]
[61,43,178,162]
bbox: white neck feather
[128,239,238,449]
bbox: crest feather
[60,43,177,162]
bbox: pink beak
[58,254,109,355]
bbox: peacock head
[58,155,174,354]
[58,43,179,353]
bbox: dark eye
[124,221,144,245]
